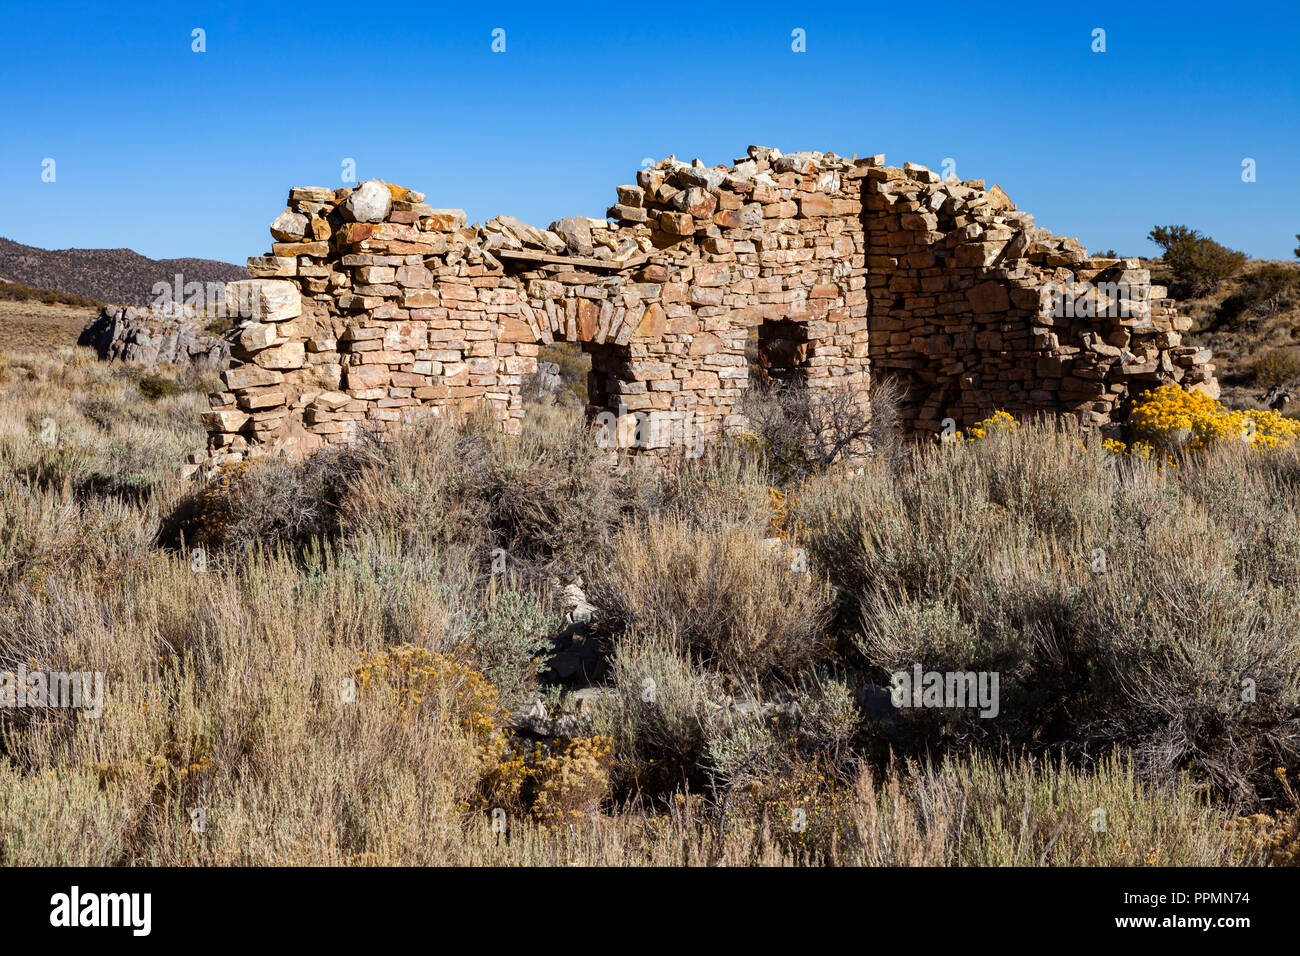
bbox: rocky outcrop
[521,359,565,403]
[79,305,231,367]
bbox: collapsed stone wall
[196,146,1216,470]
[864,163,1215,432]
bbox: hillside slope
[1147,257,1300,409]
[0,237,245,306]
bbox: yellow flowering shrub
[1230,812,1300,866]
[197,459,254,546]
[354,645,610,823]
[1228,768,1300,866]
[355,643,501,742]
[92,732,216,813]
[1130,385,1300,453]
[767,485,789,533]
[950,392,1298,461]
[1100,437,1164,464]
[950,410,1019,443]
[737,757,855,861]
[765,485,811,541]
[356,644,524,811]
[527,736,613,826]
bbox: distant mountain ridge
[0,237,246,306]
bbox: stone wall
[863,163,1215,433]
[197,146,1216,469]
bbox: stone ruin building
[194,145,1218,471]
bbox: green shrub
[1149,224,1248,296]
[657,438,774,534]
[591,632,726,798]
[588,517,834,686]
[204,315,236,337]
[792,422,1300,801]
[179,408,653,579]
[1218,263,1300,325]
[193,455,336,553]
[480,404,641,577]
[137,373,182,400]
[464,583,559,708]
[1250,348,1300,388]
[0,280,103,309]
[1068,527,1300,803]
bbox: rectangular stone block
[225,279,302,322]
[252,342,306,370]
[222,366,284,390]
[201,409,250,432]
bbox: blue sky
[1,0,1296,265]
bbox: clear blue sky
[1,0,1296,265]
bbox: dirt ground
[0,299,99,353]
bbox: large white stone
[341,180,392,223]
[270,209,309,241]
[238,323,279,351]
[225,280,302,322]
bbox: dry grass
[588,518,834,685]
[0,344,1295,866]
[0,299,100,353]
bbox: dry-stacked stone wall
[864,162,1214,433]
[196,146,1216,470]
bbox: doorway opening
[752,319,810,388]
